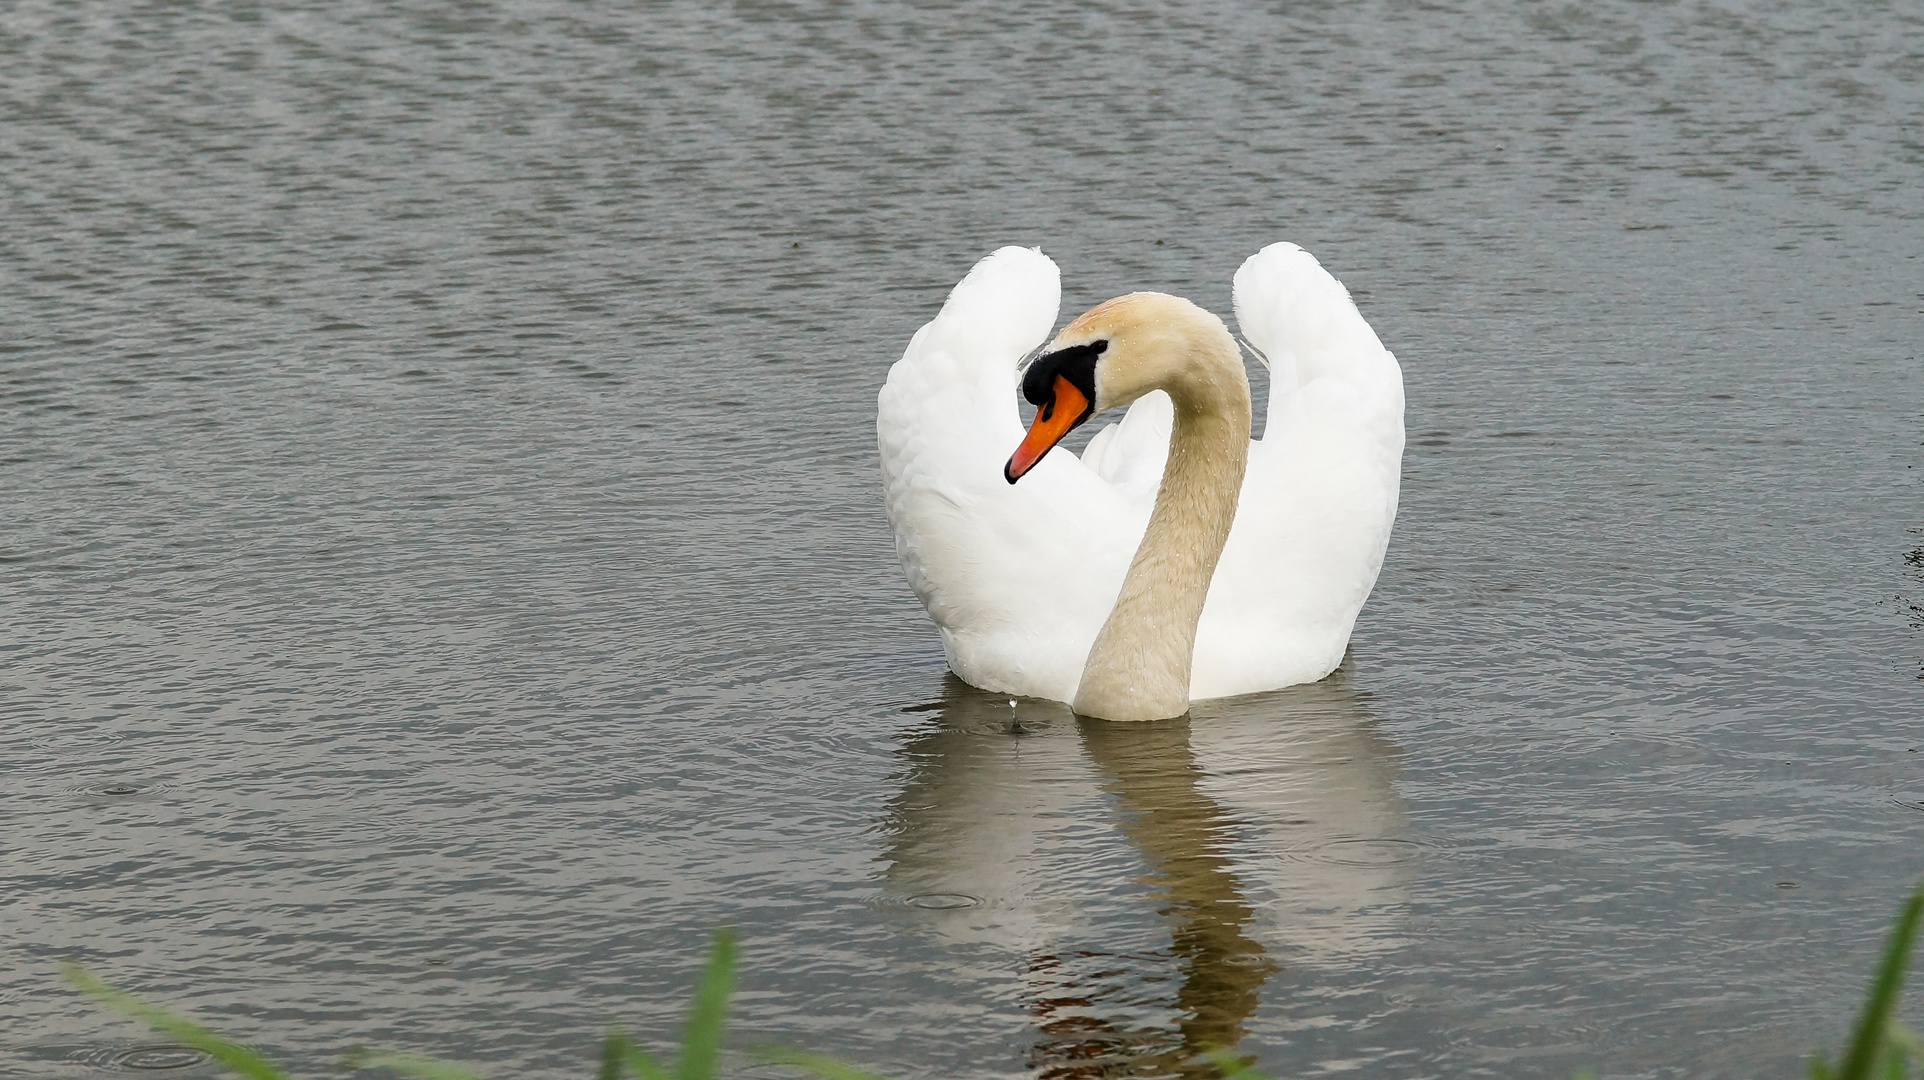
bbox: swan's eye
[1021,339,1107,408]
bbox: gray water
[4,1,1922,1077]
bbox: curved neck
[1074,350,1250,721]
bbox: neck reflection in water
[879,672,1412,1078]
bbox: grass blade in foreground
[60,963,292,1080]
[1202,1047,1273,1079]
[1812,885,1924,1080]
[1840,887,1924,1080]
[603,1032,674,1080]
[341,1049,495,1080]
[751,1046,897,1080]
[677,928,737,1080]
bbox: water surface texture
[5,1,1923,1078]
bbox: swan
[879,243,1403,722]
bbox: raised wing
[878,247,1147,702]
[1189,243,1406,698]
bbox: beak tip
[1005,374,1091,488]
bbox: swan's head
[1005,292,1237,484]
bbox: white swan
[879,243,1403,721]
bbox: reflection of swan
[879,245,1403,719]
[1184,682,1412,963]
[878,674,1412,1076]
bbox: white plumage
[878,243,1404,705]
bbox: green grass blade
[341,1048,495,1080]
[61,963,293,1080]
[1883,1023,1918,1080]
[601,1033,621,1080]
[1202,1047,1274,1079]
[749,1046,897,1080]
[601,1033,674,1080]
[1889,1021,1923,1054]
[1839,887,1924,1080]
[676,928,737,1080]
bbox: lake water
[4,1,1922,1077]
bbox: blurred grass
[59,963,291,1080]
[1810,887,1924,1080]
[63,885,1924,1080]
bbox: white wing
[878,247,1150,702]
[1079,389,1173,503]
[1190,243,1406,698]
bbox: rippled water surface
[5,1,1923,1077]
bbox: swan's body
[878,243,1403,719]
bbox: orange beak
[1004,375,1092,484]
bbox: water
[3,0,1921,1077]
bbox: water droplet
[904,892,982,910]
[112,1045,209,1070]
[1312,838,1421,867]
[70,780,172,800]
[1221,950,1275,969]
